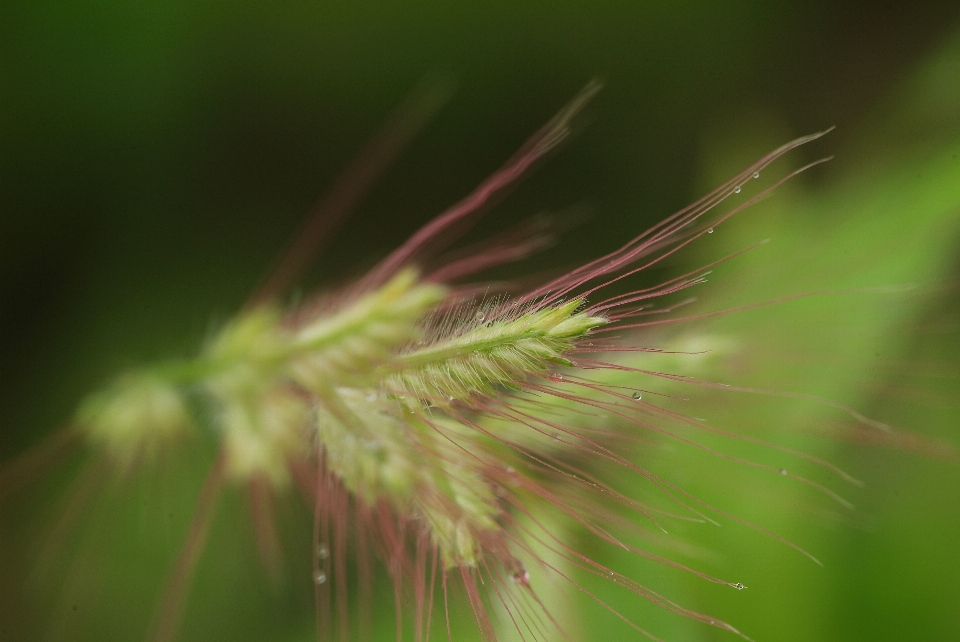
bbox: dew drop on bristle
[549,373,563,382]
[631,391,642,400]
[317,543,329,560]
[753,171,761,179]
[779,468,788,475]
[734,186,742,194]
[707,228,714,234]
[314,571,327,584]
[510,568,530,586]
[735,582,745,590]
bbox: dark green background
[2,2,959,641]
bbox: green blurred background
[2,2,959,641]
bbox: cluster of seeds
[3,83,842,642]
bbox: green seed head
[385,298,606,406]
[76,373,192,472]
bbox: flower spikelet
[384,298,607,405]
[76,373,193,473]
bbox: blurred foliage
[2,2,959,641]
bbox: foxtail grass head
[6,83,856,642]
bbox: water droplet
[779,468,788,475]
[317,543,329,559]
[510,569,530,585]
[505,466,516,474]
[552,434,561,442]
[549,373,563,382]
[734,186,741,194]
[753,171,760,179]
[631,392,642,400]
[707,228,714,234]
[314,571,327,584]
[735,582,745,590]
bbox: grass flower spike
[3,83,866,642]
